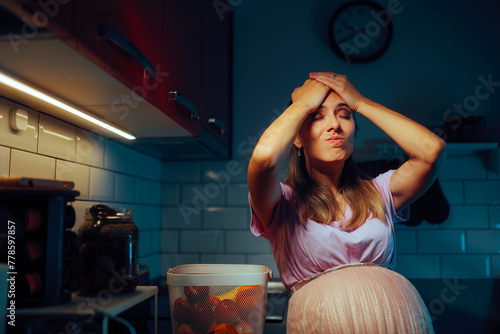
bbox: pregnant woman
[247,71,445,333]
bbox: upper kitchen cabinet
[0,0,74,40]
[73,0,163,111]
[0,0,233,159]
[201,0,233,148]
[162,0,202,138]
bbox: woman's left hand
[309,71,367,112]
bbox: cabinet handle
[169,91,199,120]
[208,117,227,136]
[100,24,156,80]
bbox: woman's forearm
[250,102,310,171]
[356,99,447,164]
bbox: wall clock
[329,1,393,63]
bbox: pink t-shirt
[250,170,409,290]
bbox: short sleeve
[249,183,297,238]
[372,170,410,223]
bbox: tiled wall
[396,148,500,279]
[161,147,500,281]
[161,160,276,278]
[0,97,163,280]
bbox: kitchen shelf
[16,286,158,334]
[446,142,498,153]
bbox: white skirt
[286,264,434,334]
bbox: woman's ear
[294,135,303,149]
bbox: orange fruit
[210,323,238,334]
[234,285,265,320]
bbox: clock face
[330,1,393,63]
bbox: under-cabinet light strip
[0,71,136,140]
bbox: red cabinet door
[162,0,202,137]
[202,0,233,147]
[73,0,163,106]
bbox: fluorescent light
[0,70,136,140]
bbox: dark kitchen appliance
[0,177,79,308]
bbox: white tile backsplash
[487,147,499,180]
[38,113,76,160]
[226,230,272,254]
[162,206,202,229]
[439,155,487,180]
[395,230,416,254]
[203,207,249,230]
[440,181,464,205]
[0,98,38,153]
[490,206,500,229]
[467,230,500,253]
[440,205,489,229]
[163,184,180,205]
[441,255,491,278]
[141,205,162,231]
[76,129,104,167]
[464,181,500,204]
[0,102,163,280]
[114,173,135,203]
[127,149,159,179]
[180,231,224,253]
[10,149,55,179]
[161,230,179,253]
[0,146,10,176]
[163,161,201,183]
[104,139,128,173]
[56,160,90,199]
[417,230,466,254]
[89,167,114,201]
[492,255,500,278]
[395,255,440,279]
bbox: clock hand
[341,20,357,30]
[337,25,368,44]
[338,31,358,44]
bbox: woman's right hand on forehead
[291,79,330,113]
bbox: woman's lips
[326,137,345,145]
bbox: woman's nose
[328,115,340,132]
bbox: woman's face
[295,91,356,166]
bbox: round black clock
[329,1,393,63]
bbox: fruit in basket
[208,294,221,311]
[176,323,197,334]
[173,296,191,325]
[235,285,265,319]
[217,286,240,301]
[189,301,214,332]
[210,323,238,334]
[234,320,254,334]
[184,285,210,303]
[214,299,240,326]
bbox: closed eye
[310,111,324,120]
[336,106,352,120]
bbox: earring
[298,148,301,157]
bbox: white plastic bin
[167,264,271,334]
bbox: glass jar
[77,204,139,295]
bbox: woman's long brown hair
[283,145,385,232]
